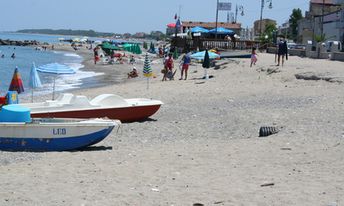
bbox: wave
[64,53,81,58]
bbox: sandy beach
[0,46,344,205]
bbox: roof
[311,0,335,5]
[181,21,241,30]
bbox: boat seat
[90,94,128,107]
[69,95,94,107]
[55,93,75,105]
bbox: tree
[289,8,303,42]
[259,22,277,44]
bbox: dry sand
[0,46,344,206]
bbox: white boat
[20,93,163,122]
[0,105,120,151]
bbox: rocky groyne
[0,39,41,46]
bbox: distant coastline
[16,29,115,38]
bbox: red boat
[20,93,163,122]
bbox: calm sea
[0,32,102,99]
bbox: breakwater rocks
[0,39,41,46]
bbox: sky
[0,0,310,34]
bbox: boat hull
[30,105,161,122]
[0,119,118,151]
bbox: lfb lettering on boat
[53,128,67,135]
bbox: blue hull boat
[0,105,121,151]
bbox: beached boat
[0,105,120,151]
[220,51,251,59]
[20,93,163,122]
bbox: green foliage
[289,9,303,42]
[259,22,277,44]
[149,31,166,41]
[314,34,325,43]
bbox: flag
[176,18,182,33]
[143,54,153,77]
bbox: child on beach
[250,47,257,67]
[127,67,138,78]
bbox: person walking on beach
[250,47,258,67]
[93,47,99,64]
[180,53,191,80]
[277,37,288,66]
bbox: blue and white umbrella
[190,51,220,60]
[209,27,235,35]
[191,26,209,33]
[37,63,75,100]
[37,63,75,74]
[29,62,43,102]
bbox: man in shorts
[180,53,191,80]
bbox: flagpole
[147,78,149,90]
[52,76,56,100]
[215,0,219,40]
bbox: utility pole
[259,0,272,37]
[321,0,324,38]
[259,0,264,36]
[235,5,244,23]
[215,0,219,39]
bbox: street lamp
[235,5,244,23]
[259,0,273,36]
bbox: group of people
[161,51,191,81]
[250,36,289,67]
[0,53,15,59]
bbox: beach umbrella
[8,67,24,94]
[190,50,220,60]
[167,23,176,28]
[209,27,235,35]
[143,53,153,90]
[37,63,75,100]
[134,44,142,54]
[202,50,210,80]
[149,42,155,54]
[29,62,43,102]
[173,49,179,60]
[191,26,209,33]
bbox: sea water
[0,32,102,98]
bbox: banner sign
[218,2,231,11]
[323,11,341,23]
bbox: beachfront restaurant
[168,21,255,51]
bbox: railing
[171,37,261,51]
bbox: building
[298,0,343,44]
[253,18,277,37]
[278,21,290,39]
[180,21,242,36]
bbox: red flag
[174,13,178,20]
